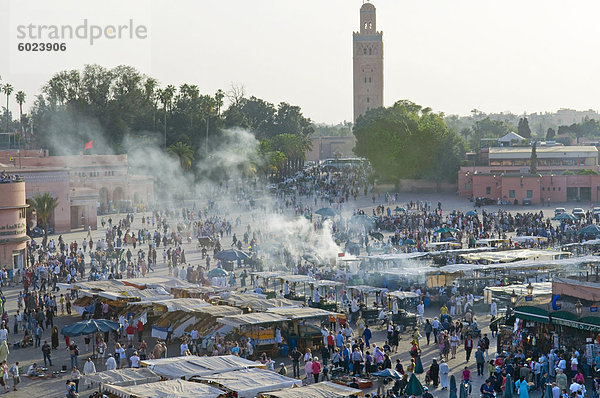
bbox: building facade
[0,176,28,270]
[353,1,383,122]
[0,150,153,233]
[458,145,600,204]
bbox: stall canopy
[103,379,224,398]
[219,312,289,327]
[140,354,262,380]
[196,368,301,398]
[81,367,161,388]
[264,381,363,398]
[224,294,302,312]
[387,291,420,299]
[266,307,337,319]
[134,298,210,312]
[120,276,197,290]
[514,306,550,324]
[460,249,569,263]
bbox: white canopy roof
[132,298,210,312]
[267,306,336,319]
[103,379,224,398]
[197,368,301,398]
[264,381,363,398]
[498,131,526,143]
[219,312,290,327]
[81,367,161,387]
[140,355,262,380]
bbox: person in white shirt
[490,301,498,317]
[105,354,117,371]
[417,302,425,323]
[130,352,140,368]
[180,341,189,356]
[0,326,8,342]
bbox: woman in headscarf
[439,359,450,390]
[429,359,440,388]
[515,376,530,398]
[51,326,59,350]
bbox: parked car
[593,207,600,216]
[554,208,566,216]
[28,227,44,237]
[573,208,586,218]
[475,197,496,207]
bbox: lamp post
[526,282,534,296]
[575,299,583,317]
[510,289,518,307]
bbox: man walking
[41,341,52,367]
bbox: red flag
[84,140,94,150]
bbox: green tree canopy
[353,100,465,182]
[29,192,59,247]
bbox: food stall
[261,381,363,398]
[347,285,388,324]
[308,280,344,311]
[219,312,290,359]
[267,307,339,351]
[386,290,419,328]
[140,354,263,380]
[279,274,315,302]
[82,367,162,391]
[101,379,225,398]
[192,368,301,398]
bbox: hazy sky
[2,0,600,124]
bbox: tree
[2,84,13,133]
[29,192,59,248]
[15,91,25,134]
[546,127,556,141]
[158,85,176,148]
[353,100,464,182]
[530,141,538,175]
[518,117,531,139]
[168,141,195,170]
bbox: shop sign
[591,306,598,313]
[553,317,600,331]
[525,296,533,302]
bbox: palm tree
[28,192,59,248]
[3,84,14,133]
[158,85,176,149]
[15,91,25,134]
[168,141,195,170]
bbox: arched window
[368,48,372,55]
[366,97,370,103]
[363,48,367,55]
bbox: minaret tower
[353,1,384,122]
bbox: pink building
[0,150,153,233]
[0,177,28,269]
[459,145,600,204]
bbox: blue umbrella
[214,249,250,262]
[449,375,457,398]
[466,210,477,216]
[316,207,337,218]
[578,224,600,236]
[208,267,229,277]
[61,319,121,337]
[372,368,402,379]
[552,212,577,221]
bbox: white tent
[264,381,363,398]
[498,131,526,145]
[140,355,263,380]
[103,379,224,398]
[196,368,301,398]
[81,367,161,388]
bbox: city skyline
[1,0,600,124]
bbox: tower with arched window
[353,1,383,122]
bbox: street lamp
[526,282,534,296]
[510,289,518,306]
[575,299,583,317]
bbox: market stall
[140,354,263,380]
[219,312,290,358]
[386,290,419,328]
[266,307,338,351]
[193,368,301,398]
[102,379,225,398]
[308,280,344,311]
[82,367,161,389]
[261,381,363,398]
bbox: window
[366,97,370,103]
[368,77,372,83]
[527,190,533,198]
[364,77,367,83]
[541,187,545,191]
[558,187,561,191]
[19,208,25,219]
[363,48,367,55]
[486,187,491,195]
[509,190,515,198]
[368,48,372,55]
